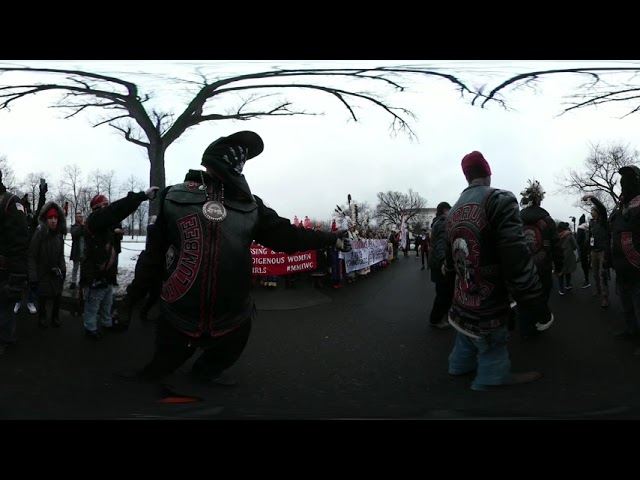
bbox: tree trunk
[148,142,167,217]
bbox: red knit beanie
[46,207,58,219]
[461,151,492,182]
[90,194,109,210]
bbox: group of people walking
[0,171,156,354]
[423,150,640,391]
[3,133,640,398]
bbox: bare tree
[53,178,72,220]
[0,64,476,215]
[135,201,149,238]
[77,187,93,215]
[25,172,46,212]
[475,64,640,117]
[101,169,117,201]
[61,164,83,215]
[374,189,427,230]
[123,174,145,237]
[87,169,103,196]
[555,141,639,213]
[0,154,18,192]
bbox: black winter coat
[520,205,564,275]
[0,185,29,301]
[81,191,149,288]
[27,202,67,297]
[445,183,548,330]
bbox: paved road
[1,255,639,419]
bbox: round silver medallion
[202,200,227,222]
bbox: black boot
[38,317,48,329]
[51,317,61,328]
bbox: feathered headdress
[520,179,545,208]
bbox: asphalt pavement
[1,255,639,419]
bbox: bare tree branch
[0,63,475,214]
[553,141,639,212]
[477,65,640,118]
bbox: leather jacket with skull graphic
[444,183,545,329]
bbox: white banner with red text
[251,239,389,276]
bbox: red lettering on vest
[448,204,487,231]
[162,214,203,302]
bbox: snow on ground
[62,236,145,297]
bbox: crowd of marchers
[2,137,640,395]
[420,151,640,391]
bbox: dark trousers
[421,249,429,268]
[430,277,454,324]
[0,295,16,345]
[616,277,640,337]
[38,295,61,321]
[141,313,252,381]
[579,247,590,282]
[517,269,552,336]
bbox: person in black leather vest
[117,130,352,387]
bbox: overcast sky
[1,60,639,227]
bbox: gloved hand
[334,229,352,252]
[144,186,159,200]
[520,298,553,332]
[39,180,48,196]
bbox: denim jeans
[71,260,80,284]
[0,294,17,345]
[83,285,113,332]
[448,324,512,391]
[616,277,640,336]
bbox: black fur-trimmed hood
[37,201,67,235]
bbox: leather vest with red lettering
[160,180,259,337]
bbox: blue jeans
[616,277,640,336]
[448,325,512,391]
[71,260,80,284]
[0,294,17,345]
[83,285,114,332]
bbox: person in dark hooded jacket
[81,188,158,340]
[517,179,564,338]
[14,181,47,315]
[582,192,611,308]
[556,221,578,295]
[576,214,591,288]
[0,171,29,355]
[428,201,453,329]
[28,202,67,328]
[115,130,353,387]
